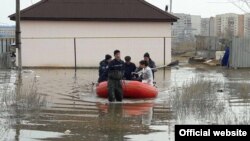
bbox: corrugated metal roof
[9,0,178,22]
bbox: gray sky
[0,0,245,25]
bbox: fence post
[8,38,11,52]
[5,38,8,52]
[74,38,77,71]
[163,37,166,66]
[1,39,3,53]
[230,38,234,68]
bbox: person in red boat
[138,60,154,86]
[144,52,156,78]
[98,54,112,83]
[124,56,136,80]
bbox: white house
[10,0,178,68]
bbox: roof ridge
[9,0,48,18]
[137,0,178,20]
[9,0,178,22]
[22,0,48,15]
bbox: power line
[208,0,240,3]
[209,0,250,12]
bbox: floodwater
[0,65,250,141]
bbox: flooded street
[1,65,250,141]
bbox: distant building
[173,13,246,39]
[238,15,244,38]
[172,13,201,38]
[172,13,194,47]
[209,17,216,37]
[244,14,250,38]
[172,13,202,48]
[0,26,15,37]
[201,17,216,37]
[215,13,244,38]
[201,18,209,36]
[191,15,201,35]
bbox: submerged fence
[230,38,250,68]
[0,38,15,54]
[0,38,15,68]
[18,36,171,68]
[0,53,11,69]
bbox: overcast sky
[0,0,246,25]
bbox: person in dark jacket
[108,50,125,102]
[221,46,230,67]
[124,56,136,80]
[144,52,156,78]
[98,54,112,83]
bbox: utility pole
[208,17,212,59]
[15,1,22,138]
[170,0,173,13]
[16,0,22,73]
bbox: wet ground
[0,65,250,141]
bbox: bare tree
[228,0,250,12]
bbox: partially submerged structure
[10,0,178,68]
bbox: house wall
[20,21,172,67]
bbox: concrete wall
[20,21,172,67]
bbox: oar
[152,60,179,71]
[151,64,171,71]
[132,65,172,75]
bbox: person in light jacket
[138,60,154,86]
[144,52,156,78]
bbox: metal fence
[195,36,223,51]
[230,38,250,68]
[0,53,11,69]
[15,36,171,68]
[0,38,15,54]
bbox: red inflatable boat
[96,81,158,99]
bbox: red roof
[9,0,178,22]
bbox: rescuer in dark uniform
[98,54,112,83]
[124,56,136,80]
[108,50,125,102]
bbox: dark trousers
[108,79,123,102]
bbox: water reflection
[98,103,154,125]
[97,103,173,141]
[99,103,125,141]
